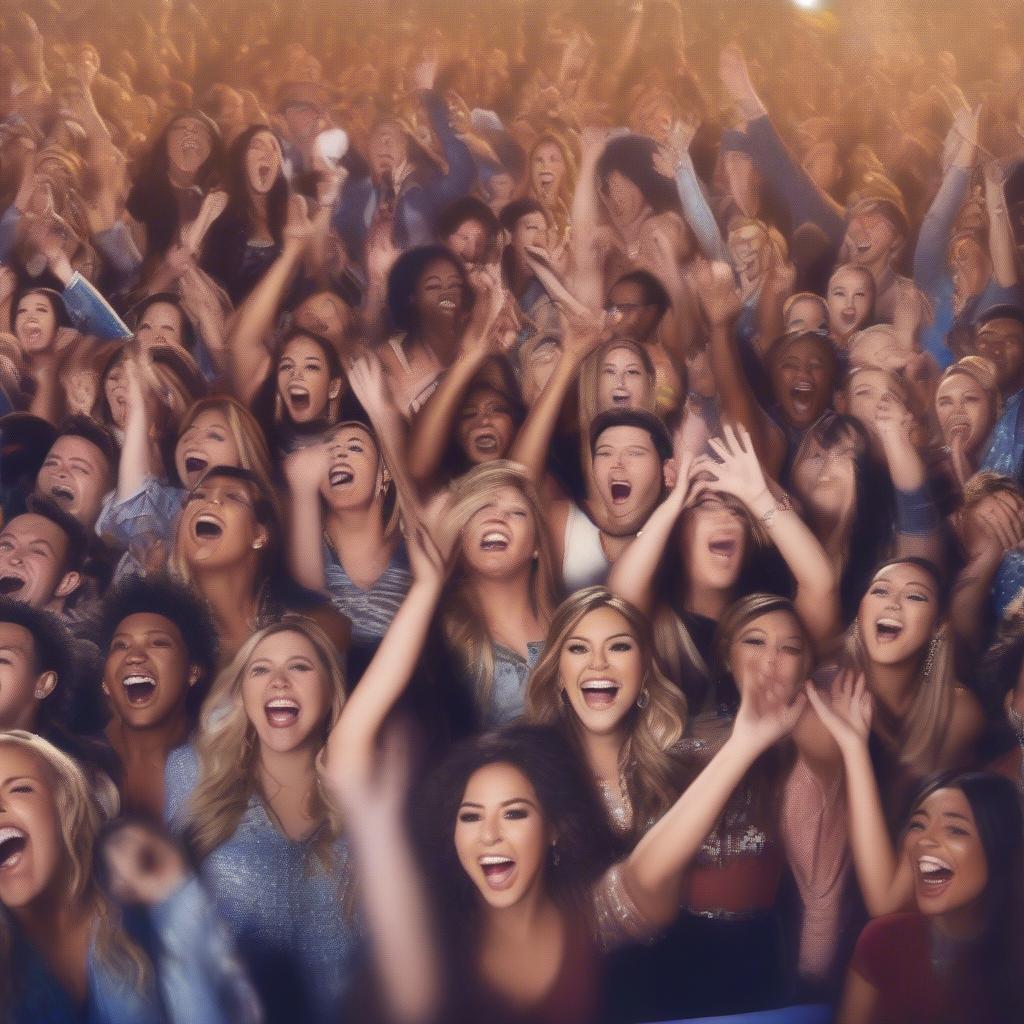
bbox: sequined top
[164,744,362,1024]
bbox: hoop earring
[636,688,650,710]
[922,634,940,678]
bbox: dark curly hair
[385,244,472,335]
[97,573,219,718]
[595,134,681,215]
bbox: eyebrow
[0,645,26,655]
[567,631,634,642]
[458,798,539,810]
[2,776,37,787]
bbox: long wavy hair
[525,587,687,841]
[438,462,558,718]
[849,557,956,774]
[0,732,148,1013]
[526,132,578,239]
[182,617,347,870]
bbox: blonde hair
[183,617,347,868]
[176,396,275,493]
[851,561,956,773]
[0,732,148,1010]
[439,462,558,715]
[937,356,1002,419]
[525,587,687,839]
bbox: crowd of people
[0,0,1024,1021]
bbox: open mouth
[328,466,354,487]
[288,387,311,411]
[580,679,621,709]
[0,827,26,870]
[789,382,814,416]
[0,575,24,596]
[49,484,75,505]
[184,455,208,476]
[121,674,157,706]
[265,698,300,728]
[708,536,737,560]
[840,309,858,325]
[438,298,457,312]
[854,241,871,255]
[257,163,272,186]
[917,855,954,895]
[874,617,903,642]
[609,481,631,504]
[193,514,224,540]
[480,529,510,552]
[479,854,516,889]
[611,390,631,406]
[472,432,499,455]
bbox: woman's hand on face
[102,824,189,908]
[804,670,872,755]
[60,366,98,416]
[732,671,808,755]
[283,441,329,495]
[691,422,767,507]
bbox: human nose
[479,809,501,845]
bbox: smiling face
[0,746,64,910]
[0,515,77,610]
[35,436,110,527]
[843,368,907,443]
[103,613,197,730]
[769,336,835,429]
[510,211,548,261]
[727,608,807,698]
[135,300,185,351]
[459,484,537,581]
[277,335,340,424]
[858,562,939,666]
[455,762,551,910]
[679,493,748,593]
[597,346,651,412]
[973,318,1024,396]
[14,292,58,354]
[531,141,566,204]
[245,130,282,195]
[0,623,51,730]
[103,360,129,430]
[166,116,212,178]
[457,387,516,465]
[180,475,267,571]
[413,257,465,330]
[241,630,332,756]
[175,409,240,487]
[790,429,861,523]
[906,787,988,920]
[827,266,874,342]
[935,374,996,457]
[592,425,663,536]
[321,424,382,512]
[559,604,644,737]
[844,209,900,267]
[601,169,645,228]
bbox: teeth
[123,675,155,687]
[919,856,952,874]
[580,679,619,691]
[793,382,813,392]
[0,827,24,844]
[479,855,514,866]
[474,433,498,451]
[266,698,299,710]
[482,531,509,544]
[50,485,74,502]
[439,299,456,310]
[329,468,354,485]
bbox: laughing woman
[0,731,260,1024]
[439,462,558,728]
[165,521,446,1024]
[807,678,1024,1023]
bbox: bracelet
[759,493,793,526]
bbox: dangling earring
[852,621,861,645]
[636,688,650,710]
[922,634,940,678]
[551,842,560,867]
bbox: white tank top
[561,502,610,594]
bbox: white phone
[315,128,349,167]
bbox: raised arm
[696,260,787,477]
[618,673,807,930]
[693,423,841,652]
[406,268,505,489]
[117,355,155,502]
[225,197,311,404]
[984,161,1020,289]
[283,443,330,592]
[805,673,914,917]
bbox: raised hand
[411,48,439,92]
[100,823,189,908]
[732,671,808,755]
[403,515,447,591]
[695,260,742,327]
[283,441,330,495]
[804,670,872,755]
[719,43,761,115]
[691,422,768,507]
[347,350,393,419]
[181,189,229,255]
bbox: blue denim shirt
[164,744,362,1024]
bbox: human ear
[33,670,57,700]
[54,571,82,599]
